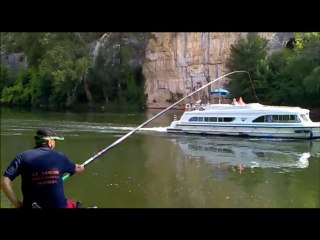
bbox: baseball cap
[34,128,64,143]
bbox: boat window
[214,117,235,122]
[267,115,272,122]
[300,114,309,122]
[272,115,279,122]
[289,115,300,122]
[253,116,267,122]
[253,115,301,123]
[189,117,199,122]
[223,117,235,122]
[190,117,236,123]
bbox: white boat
[167,102,320,140]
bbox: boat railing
[185,102,266,112]
[185,103,206,111]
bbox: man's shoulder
[19,148,37,156]
[52,150,67,157]
[21,147,66,158]
[20,147,49,155]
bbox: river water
[1,107,319,208]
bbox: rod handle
[62,173,71,181]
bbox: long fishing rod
[63,70,249,181]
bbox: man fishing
[1,128,84,208]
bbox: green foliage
[88,33,149,110]
[0,64,14,93]
[38,44,92,105]
[292,33,320,94]
[1,32,150,110]
[253,60,270,101]
[257,49,293,105]
[88,52,116,102]
[2,33,94,106]
[304,66,320,93]
[226,33,269,102]
[225,32,320,108]
[280,33,320,106]
[28,71,53,107]
[293,32,320,52]
[2,33,48,67]
[1,68,33,105]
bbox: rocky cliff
[143,32,294,109]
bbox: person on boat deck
[232,98,239,105]
[238,97,245,105]
[1,128,85,208]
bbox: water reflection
[168,135,319,178]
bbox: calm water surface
[1,107,319,208]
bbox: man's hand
[13,200,23,208]
[75,164,85,173]
[1,176,22,208]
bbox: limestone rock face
[143,32,293,108]
[0,53,27,74]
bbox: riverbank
[2,103,319,121]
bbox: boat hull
[167,103,320,140]
[167,124,320,140]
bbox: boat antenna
[62,70,250,181]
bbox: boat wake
[1,117,169,138]
[138,127,168,133]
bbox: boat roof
[186,103,309,115]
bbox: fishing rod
[63,70,250,181]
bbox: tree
[89,32,149,110]
[1,68,33,105]
[1,32,151,109]
[282,32,320,107]
[3,33,96,107]
[225,33,269,102]
[0,64,14,94]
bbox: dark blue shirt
[3,145,75,208]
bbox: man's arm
[1,176,23,208]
